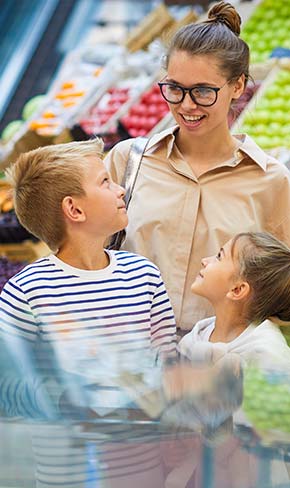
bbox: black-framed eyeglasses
[158,80,229,107]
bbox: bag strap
[107,136,149,251]
[122,136,149,209]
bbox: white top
[179,317,290,370]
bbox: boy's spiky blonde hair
[6,138,104,251]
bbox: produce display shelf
[240,0,290,64]
[231,59,290,154]
[231,60,280,132]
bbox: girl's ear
[62,196,86,223]
[226,280,250,301]
[231,74,246,100]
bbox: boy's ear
[226,280,250,301]
[62,196,86,222]
[231,74,246,100]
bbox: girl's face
[191,239,240,304]
[165,51,244,138]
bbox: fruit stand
[0,2,199,279]
[240,0,290,65]
[0,0,289,279]
[0,2,198,168]
[2,0,289,165]
[232,61,290,154]
[231,0,290,165]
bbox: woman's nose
[201,257,208,267]
[181,92,198,110]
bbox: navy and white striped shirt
[0,250,176,487]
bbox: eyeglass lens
[160,84,218,106]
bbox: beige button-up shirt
[105,126,290,331]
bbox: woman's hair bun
[207,1,241,36]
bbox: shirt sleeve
[0,278,38,339]
[266,163,290,245]
[104,138,133,185]
[0,280,60,419]
[244,328,290,372]
[149,270,177,356]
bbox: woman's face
[165,51,244,138]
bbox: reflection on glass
[1,334,290,487]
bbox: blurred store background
[0,1,290,485]
[0,0,289,284]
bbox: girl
[180,231,290,369]
[163,231,290,488]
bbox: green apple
[22,95,46,121]
[254,135,273,148]
[269,122,283,133]
[273,109,288,124]
[264,86,279,100]
[1,120,23,142]
[276,71,290,85]
[257,99,274,111]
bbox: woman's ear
[231,74,246,100]
[62,196,86,223]
[226,280,250,301]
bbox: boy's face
[191,239,239,304]
[75,157,128,238]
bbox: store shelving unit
[0,0,289,262]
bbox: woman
[105,1,290,335]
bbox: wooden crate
[124,4,175,53]
[161,10,199,45]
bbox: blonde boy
[0,138,176,488]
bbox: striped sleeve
[0,280,59,418]
[0,278,38,341]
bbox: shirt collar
[147,127,269,171]
[147,125,179,159]
[233,134,268,171]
